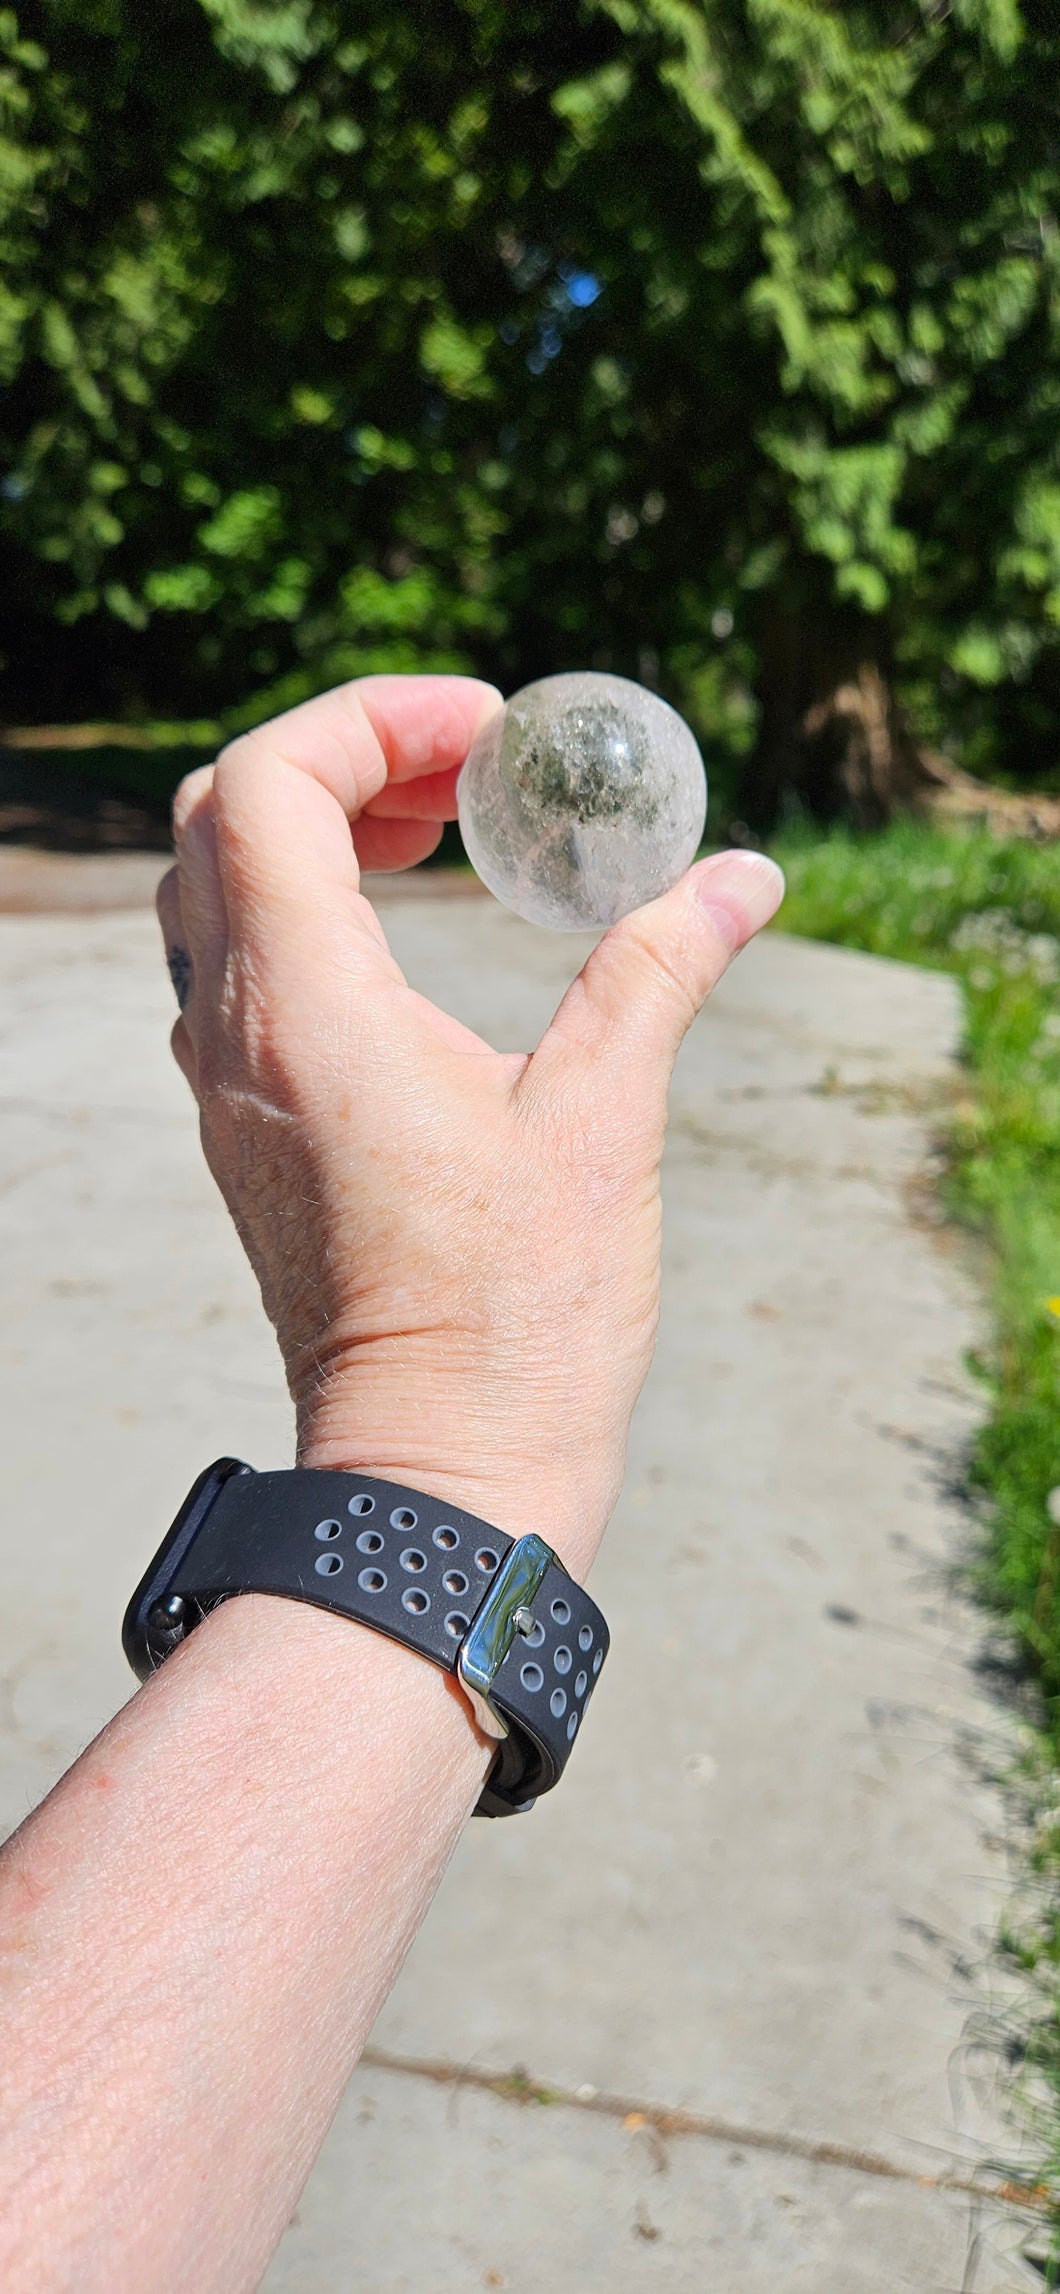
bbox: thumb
[535,850,786,1095]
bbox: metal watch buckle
[457,1533,553,1740]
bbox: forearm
[0,1578,490,2294]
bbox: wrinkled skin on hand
[157,675,783,1579]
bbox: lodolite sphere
[457,671,707,931]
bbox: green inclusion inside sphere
[457,670,707,930]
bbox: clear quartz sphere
[457,671,707,931]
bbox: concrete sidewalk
[0,888,1040,2290]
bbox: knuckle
[172,762,215,841]
[196,958,288,1104]
[155,865,180,925]
[168,1015,195,1084]
[212,732,253,782]
[617,923,700,1034]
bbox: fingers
[360,764,460,822]
[155,865,198,1090]
[170,766,227,975]
[352,817,444,874]
[162,675,499,1078]
[355,676,501,784]
[209,675,499,949]
[165,764,231,1059]
[155,866,188,996]
[532,850,785,1110]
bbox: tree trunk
[740,604,1060,839]
[744,607,928,832]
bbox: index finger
[208,673,501,936]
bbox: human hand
[157,676,783,1580]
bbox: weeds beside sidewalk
[775,820,1060,2259]
[774,822,1060,1703]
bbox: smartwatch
[122,1460,609,1818]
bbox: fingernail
[692,852,785,951]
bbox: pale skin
[0,675,784,2292]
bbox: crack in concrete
[360,2045,1048,2215]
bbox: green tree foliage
[2,1,1059,819]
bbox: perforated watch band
[122,1461,609,1817]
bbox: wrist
[295,1381,620,1584]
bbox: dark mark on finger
[166,945,193,1011]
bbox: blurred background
[3,0,1060,837]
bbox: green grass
[774,819,1060,1709]
[774,820,1060,2249]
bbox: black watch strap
[122,1461,609,1818]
